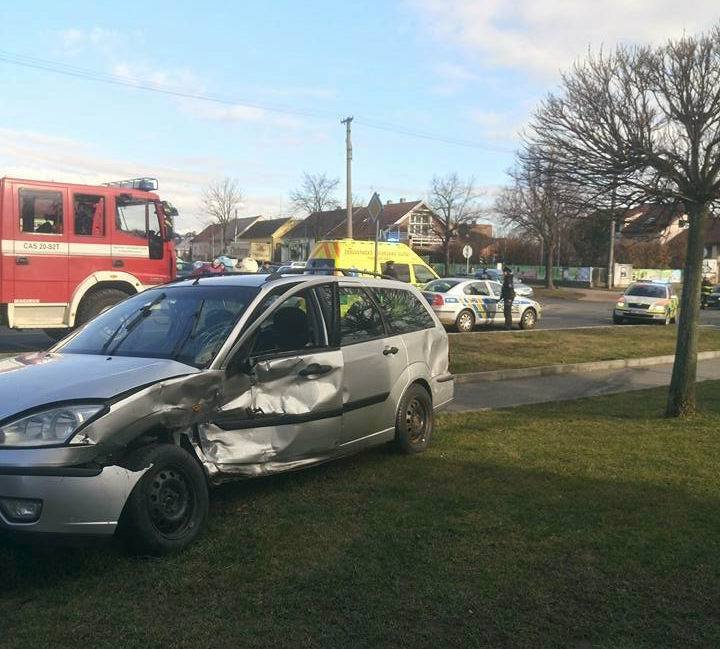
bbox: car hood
[624,296,665,305]
[0,353,199,421]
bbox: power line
[0,49,514,154]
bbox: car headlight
[616,301,625,308]
[0,404,104,447]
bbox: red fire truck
[0,177,177,337]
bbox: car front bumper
[614,308,667,321]
[0,465,146,536]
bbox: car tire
[455,309,475,333]
[118,444,209,556]
[612,314,624,325]
[519,308,537,330]
[76,288,131,327]
[394,383,433,455]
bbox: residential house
[190,216,259,261]
[173,232,195,261]
[324,200,443,253]
[280,208,349,261]
[619,204,688,244]
[227,217,297,262]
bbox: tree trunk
[444,238,452,276]
[544,239,555,289]
[666,203,708,417]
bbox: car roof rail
[264,267,397,282]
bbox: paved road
[449,357,720,411]
[0,327,53,353]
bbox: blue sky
[0,0,717,231]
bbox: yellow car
[307,239,438,286]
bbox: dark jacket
[500,272,515,301]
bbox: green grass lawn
[449,326,720,374]
[3,384,720,647]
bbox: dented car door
[198,284,344,477]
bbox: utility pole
[608,186,617,289]
[341,116,353,239]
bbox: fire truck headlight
[0,405,104,447]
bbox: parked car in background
[704,285,720,308]
[176,259,194,279]
[0,273,453,554]
[613,280,678,325]
[423,277,541,332]
[472,268,534,298]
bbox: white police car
[423,277,542,332]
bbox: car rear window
[373,287,435,334]
[424,279,460,293]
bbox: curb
[455,350,720,384]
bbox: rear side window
[19,189,63,234]
[339,287,384,344]
[74,194,105,236]
[413,264,436,284]
[373,288,435,334]
[425,279,460,293]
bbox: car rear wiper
[101,292,167,356]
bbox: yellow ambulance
[306,239,438,286]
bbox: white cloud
[411,0,720,76]
[470,110,526,142]
[0,128,289,231]
[431,61,478,94]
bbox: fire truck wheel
[76,288,132,326]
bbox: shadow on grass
[1,437,720,648]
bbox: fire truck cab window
[116,198,150,239]
[116,197,164,259]
[19,189,63,235]
[74,194,105,237]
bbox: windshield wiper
[101,292,167,356]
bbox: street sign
[368,192,383,222]
[462,245,473,259]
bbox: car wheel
[118,444,209,555]
[455,309,476,333]
[76,288,131,327]
[395,384,433,455]
[519,308,537,330]
[612,314,624,325]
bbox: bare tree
[496,151,581,288]
[525,27,720,417]
[428,173,484,272]
[290,172,340,216]
[201,177,243,254]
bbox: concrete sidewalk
[448,357,720,411]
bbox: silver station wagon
[0,274,453,554]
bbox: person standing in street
[500,266,515,329]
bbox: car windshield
[58,285,260,367]
[424,279,461,293]
[626,283,667,298]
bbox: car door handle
[113,259,125,268]
[15,256,29,265]
[298,363,333,377]
[383,346,399,356]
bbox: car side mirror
[227,353,255,377]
